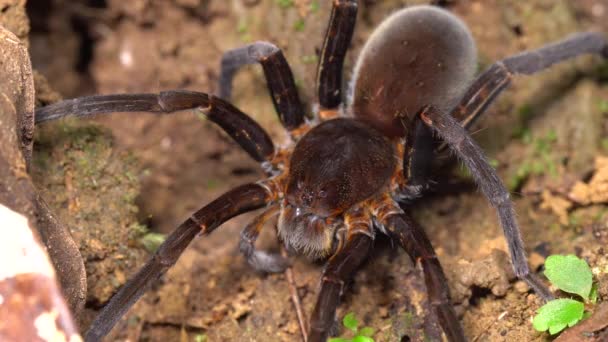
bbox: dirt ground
[10,0,608,341]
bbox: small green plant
[329,312,375,342]
[293,19,306,32]
[140,232,166,253]
[532,254,597,335]
[508,129,559,190]
[194,334,207,342]
[276,0,294,8]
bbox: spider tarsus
[240,238,290,273]
[522,273,556,302]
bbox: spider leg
[308,208,373,342]
[308,234,372,342]
[399,120,435,200]
[239,205,290,273]
[454,32,607,130]
[84,183,270,342]
[419,105,554,301]
[382,212,466,342]
[317,0,357,116]
[218,41,305,131]
[35,90,275,163]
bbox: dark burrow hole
[512,24,524,36]
[237,312,250,325]
[27,0,108,73]
[72,0,108,73]
[401,335,411,342]
[469,285,493,306]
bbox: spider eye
[297,180,304,190]
[318,189,327,198]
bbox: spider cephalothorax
[33,1,607,341]
[277,118,396,259]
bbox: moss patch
[31,119,147,305]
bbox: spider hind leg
[420,105,554,301]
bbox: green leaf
[544,255,593,299]
[343,312,359,332]
[532,298,585,335]
[589,283,598,304]
[328,338,350,342]
[353,336,374,342]
[358,327,375,337]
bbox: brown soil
[14,0,608,341]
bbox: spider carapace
[34,1,607,341]
[279,118,395,259]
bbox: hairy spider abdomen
[351,5,477,137]
[278,118,395,258]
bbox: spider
[35,2,607,341]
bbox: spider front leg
[239,205,290,273]
[85,183,271,342]
[308,233,372,342]
[381,211,466,342]
[317,0,357,116]
[35,90,274,163]
[453,31,607,129]
[308,207,373,342]
[419,105,554,301]
[218,41,305,131]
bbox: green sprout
[532,254,596,335]
[293,19,306,32]
[140,232,166,253]
[194,334,207,342]
[508,129,559,191]
[329,312,375,342]
[276,0,293,8]
[301,54,319,65]
[598,99,608,113]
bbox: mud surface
[17,0,608,341]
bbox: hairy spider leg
[400,120,435,199]
[383,212,466,342]
[35,90,275,163]
[239,205,290,273]
[317,0,357,118]
[419,105,554,301]
[308,234,372,342]
[218,41,305,131]
[84,183,271,342]
[304,199,377,342]
[453,32,608,133]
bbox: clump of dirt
[0,0,29,42]
[570,156,608,205]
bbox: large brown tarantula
[35,1,608,341]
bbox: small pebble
[514,280,530,294]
